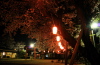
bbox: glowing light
[58,42,61,46]
[52,26,57,34]
[60,46,64,49]
[58,51,59,53]
[58,42,64,49]
[91,22,98,29]
[98,23,100,27]
[56,36,60,41]
[44,50,45,52]
[30,44,34,48]
[3,52,5,55]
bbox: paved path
[0,59,85,65]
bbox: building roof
[0,48,16,52]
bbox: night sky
[13,30,37,45]
[0,26,36,46]
[0,26,5,36]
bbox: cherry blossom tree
[0,0,100,65]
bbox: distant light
[46,54,48,57]
[3,52,5,55]
[30,44,34,48]
[52,26,57,34]
[58,51,59,53]
[14,49,16,50]
[91,22,98,29]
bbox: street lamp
[91,22,99,47]
[30,43,36,59]
[91,22,98,29]
[30,44,34,48]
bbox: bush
[17,51,26,59]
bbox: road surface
[0,59,85,65]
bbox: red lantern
[60,46,64,49]
[56,36,60,41]
[52,26,57,34]
[58,42,61,46]
[58,42,64,49]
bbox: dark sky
[0,26,4,37]
[14,33,28,43]
[0,26,36,45]
[13,30,37,45]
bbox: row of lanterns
[52,26,64,50]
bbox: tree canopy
[0,0,100,65]
[0,0,99,38]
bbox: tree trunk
[50,2,100,64]
[52,15,76,48]
[82,29,100,65]
[75,2,100,65]
[69,30,83,65]
[52,7,100,65]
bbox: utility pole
[34,47,36,59]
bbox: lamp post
[91,30,95,47]
[30,43,36,59]
[91,22,98,47]
[96,28,100,44]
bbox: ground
[0,58,85,65]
